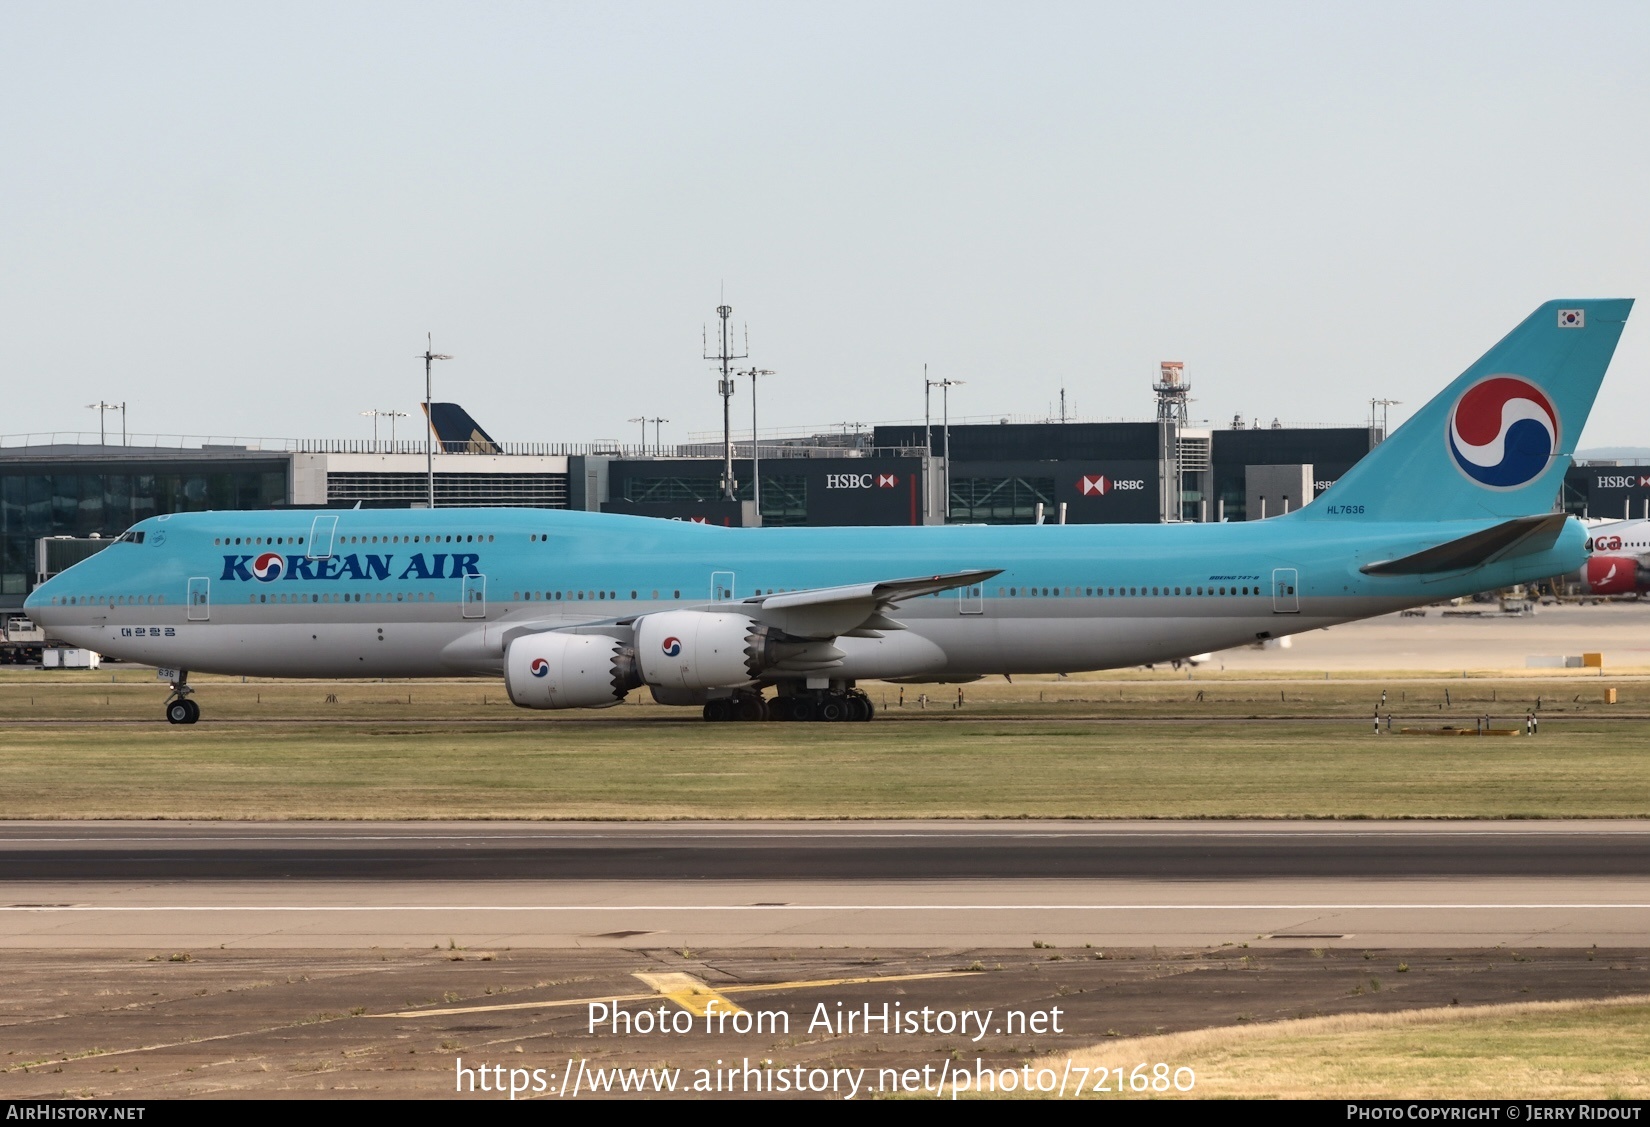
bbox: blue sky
[3,2,1646,446]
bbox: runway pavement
[2,820,1646,949]
[2,819,1650,879]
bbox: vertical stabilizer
[1297,299,1631,522]
[423,402,502,454]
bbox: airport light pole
[741,369,775,523]
[629,416,647,450]
[922,366,933,522]
[1369,398,1401,442]
[383,409,407,448]
[925,375,963,523]
[938,378,964,523]
[922,365,932,456]
[648,417,668,455]
[86,402,125,446]
[420,335,453,508]
[360,409,382,451]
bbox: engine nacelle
[635,611,758,690]
[1579,555,1648,595]
[504,632,637,710]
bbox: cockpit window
[115,531,146,545]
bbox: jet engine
[632,611,859,689]
[634,611,761,690]
[504,631,640,709]
[1578,555,1649,595]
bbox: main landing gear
[701,688,874,722]
[164,672,199,725]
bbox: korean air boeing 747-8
[25,299,1633,723]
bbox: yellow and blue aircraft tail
[1297,299,1632,523]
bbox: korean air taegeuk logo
[251,552,285,582]
[1446,376,1559,490]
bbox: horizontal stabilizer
[1360,513,1568,576]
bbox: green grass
[0,671,1645,819]
[1018,997,1650,1099]
[0,666,1644,722]
[0,684,1646,819]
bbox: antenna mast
[703,303,748,501]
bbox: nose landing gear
[164,671,199,724]
[165,698,200,724]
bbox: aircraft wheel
[703,700,733,722]
[852,695,875,722]
[737,696,768,722]
[183,699,201,724]
[166,700,192,725]
[788,698,814,723]
[819,698,846,723]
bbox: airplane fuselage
[28,506,1586,683]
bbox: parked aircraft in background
[1577,518,1650,594]
[25,299,1632,723]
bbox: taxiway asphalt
[1,821,1646,949]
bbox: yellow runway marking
[633,971,744,1017]
[370,969,979,1019]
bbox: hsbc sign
[1596,475,1650,489]
[1078,474,1146,496]
[826,473,900,489]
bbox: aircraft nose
[23,576,62,621]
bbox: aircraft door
[958,583,983,614]
[1271,568,1300,614]
[711,571,735,602]
[462,574,487,619]
[307,515,337,559]
[187,577,210,621]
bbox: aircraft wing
[741,568,1002,639]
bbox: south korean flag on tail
[1558,309,1586,328]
